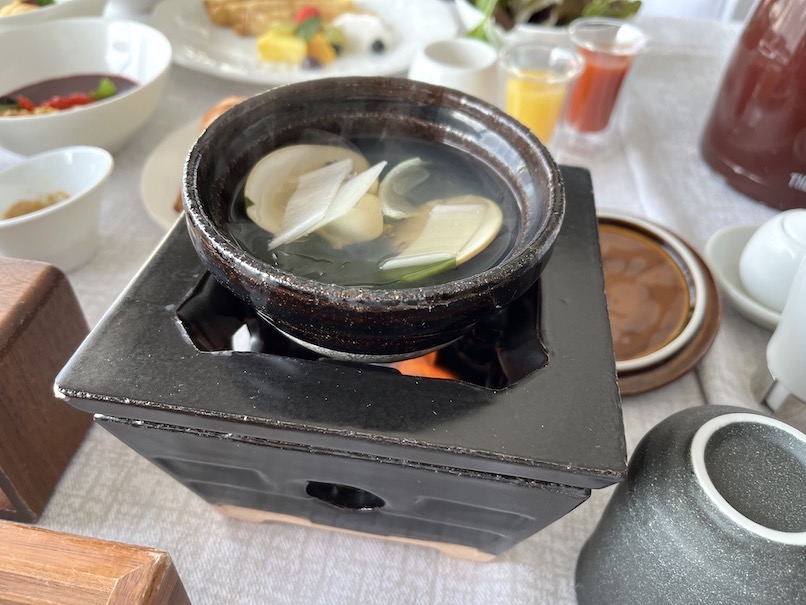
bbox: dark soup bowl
[183,77,564,361]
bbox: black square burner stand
[57,166,626,561]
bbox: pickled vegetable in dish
[0,75,134,117]
[226,136,517,288]
[3,190,68,219]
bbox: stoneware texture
[183,76,564,360]
[576,405,806,605]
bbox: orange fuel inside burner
[390,352,459,381]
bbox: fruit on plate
[331,12,391,54]
[257,28,309,64]
[256,5,391,68]
[308,31,338,64]
[256,5,356,68]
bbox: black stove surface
[57,166,626,489]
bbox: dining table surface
[0,2,790,604]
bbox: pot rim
[183,76,564,308]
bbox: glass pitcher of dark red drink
[701,0,806,210]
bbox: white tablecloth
[0,8,784,605]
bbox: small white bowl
[408,38,499,105]
[704,223,781,330]
[455,0,570,48]
[0,146,113,272]
[0,17,171,155]
[739,209,806,314]
[0,0,106,33]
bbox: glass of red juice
[564,18,648,135]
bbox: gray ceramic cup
[576,405,806,605]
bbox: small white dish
[0,146,113,272]
[149,0,457,85]
[704,223,781,330]
[408,37,499,105]
[140,120,198,230]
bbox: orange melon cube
[308,32,338,64]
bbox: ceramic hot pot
[183,77,564,361]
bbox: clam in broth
[228,138,518,288]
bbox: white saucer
[704,224,781,330]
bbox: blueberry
[301,56,323,70]
[371,39,385,53]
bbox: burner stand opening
[176,275,548,389]
[306,482,386,511]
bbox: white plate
[149,0,458,85]
[140,120,198,230]
[704,223,781,331]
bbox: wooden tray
[0,258,92,522]
[0,521,191,604]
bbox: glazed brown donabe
[174,96,246,214]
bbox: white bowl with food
[0,146,113,272]
[0,0,106,32]
[0,17,171,155]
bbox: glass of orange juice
[499,44,584,146]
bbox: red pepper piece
[16,95,35,111]
[294,5,321,23]
[42,93,95,110]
